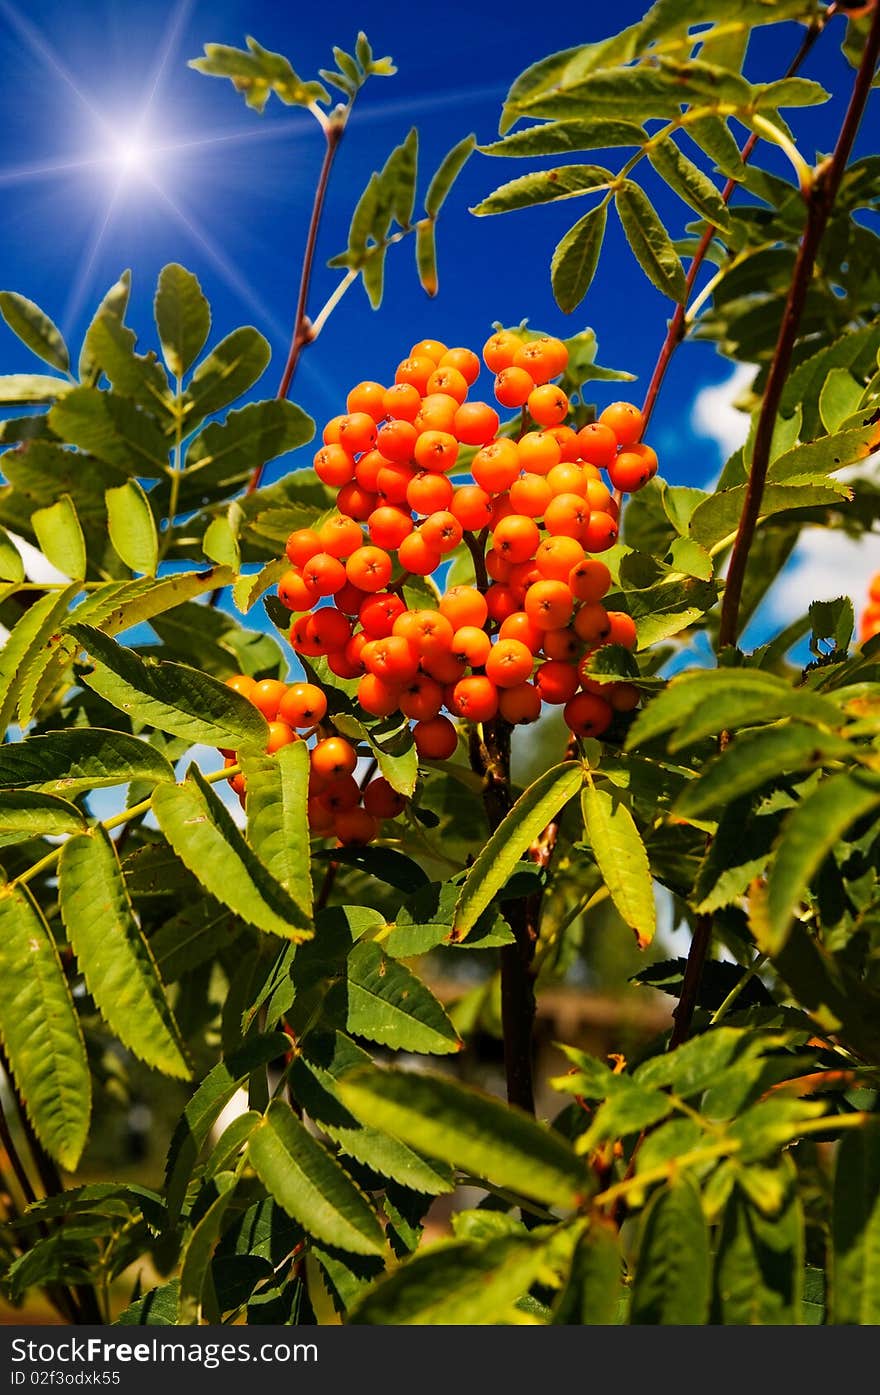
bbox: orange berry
[410,338,448,364]
[552,425,582,462]
[542,627,580,662]
[368,506,413,551]
[607,453,649,493]
[278,569,318,612]
[440,585,488,630]
[528,384,569,427]
[544,493,591,540]
[630,442,659,476]
[450,675,499,722]
[225,673,256,700]
[320,774,361,814]
[314,443,356,487]
[251,679,288,720]
[494,365,534,409]
[357,672,401,717]
[573,603,611,645]
[278,683,327,727]
[334,808,379,846]
[605,612,638,649]
[547,463,588,498]
[311,736,357,780]
[421,510,463,555]
[518,430,562,475]
[569,558,611,602]
[577,422,618,468]
[564,692,613,737]
[337,482,377,521]
[327,648,363,679]
[363,777,407,820]
[395,355,436,393]
[395,609,455,657]
[452,625,492,667]
[512,336,568,384]
[360,591,406,639]
[610,682,640,713]
[399,673,444,722]
[485,638,534,688]
[338,412,378,455]
[304,607,352,653]
[415,393,459,434]
[485,548,512,583]
[535,660,578,705]
[489,494,515,530]
[266,720,298,753]
[525,579,574,631]
[398,530,442,575]
[364,634,420,684]
[427,365,468,403]
[453,400,500,447]
[483,330,522,373]
[319,514,364,559]
[346,545,393,592]
[486,583,520,624]
[581,512,619,553]
[499,611,543,652]
[286,528,322,568]
[377,418,418,465]
[439,347,481,385]
[376,462,414,505]
[290,615,324,657]
[322,415,345,446]
[308,796,336,835]
[498,682,542,725]
[472,438,521,493]
[413,715,458,760]
[536,535,585,582]
[421,649,467,684]
[407,470,454,514]
[599,401,644,446]
[382,382,421,421]
[509,473,553,519]
[414,430,459,473]
[346,380,387,421]
[586,478,613,513]
[301,552,346,597]
[492,514,540,564]
[450,484,493,531]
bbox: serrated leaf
[80,312,170,411]
[831,1124,880,1324]
[425,133,476,217]
[189,38,330,113]
[0,374,72,404]
[241,742,312,907]
[78,270,131,385]
[713,1179,803,1324]
[688,482,850,550]
[202,515,240,569]
[115,1280,180,1325]
[106,481,158,575]
[181,328,271,428]
[647,136,731,231]
[154,264,211,379]
[59,826,190,1079]
[0,291,69,372]
[0,728,173,794]
[70,624,268,748]
[0,791,85,843]
[337,1067,590,1209]
[164,1033,289,1217]
[346,941,460,1055]
[763,772,880,953]
[768,424,878,485]
[153,767,311,940]
[819,368,864,434]
[674,726,853,818]
[31,495,85,580]
[180,399,314,512]
[0,528,24,582]
[581,782,655,947]
[453,762,583,939]
[78,568,235,637]
[48,386,170,478]
[553,1220,622,1324]
[627,670,840,751]
[551,203,607,313]
[149,896,237,983]
[177,1173,236,1324]
[0,884,90,1169]
[684,114,745,180]
[0,585,79,735]
[481,118,644,158]
[615,181,687,303]
[232,558,288,614]
[350,1231,556,1325]
[473,163,612,216]
[248,1099,385,1256]
[630,1178,710,1324]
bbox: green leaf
[553,1220,622,1324]
[164,1033,289,1217]
[153,767,311,940]
[177,1174,236,1323]
[70,624,269,748]
[115,1280,180,1326]
[189,38,330,113]
[481,118,644,158]
[346,941,461,1055]
[202,515,240,569]
[819,368,864,434]
[551,203,607,313]
[473,164,612,216]
[713,1180,803,1324]
[684,114,745,180]
[768,424,878,485]
[763,772,880,953]
[627,670,840,751]
[180,399,314,511]
[337,1067,590,1209]
[831,1124,880,1324]
[630,1178,710,1324]
[0,585,79,735]
[615,181,687,303]
[0,728,173,794]
[581,782,655,947]
[181,328,271,427]
[0,527,24,582]
[232,558,289,614]
[424,134,476,217]
[0,791,85,843]
[154,264,211,379]
[688,482,850,550]
[350,1231,557,1325]
[674,726,853,818]
[106,481,158,575]
[78,269,131,385]
[31,495,86,580]
[78,568,235,637]
[59,827,190,1079]
[49,386,170,479]
[80,312,170,410]
[0,884,90,1170]
[647,136,731,231]
[248,1099,385,1256]
[453,762,583,940]
[0,374,72,404]
[0,291,69,372]
[149,896,237,983]
[240,743,312,907]
[415,220,438,297]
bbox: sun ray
[61,182,126,338]
[0,0,110,132]
[0,154,106,186]
[138,0,195,119]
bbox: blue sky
[0,0,875,634]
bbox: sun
[109,132,156,182]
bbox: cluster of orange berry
[860,572,880,645]
[223,330,657,844]
[220,674,403,846]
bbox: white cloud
[766,526,878,630]
[690,364,753,483]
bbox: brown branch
[640,3,838,432]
